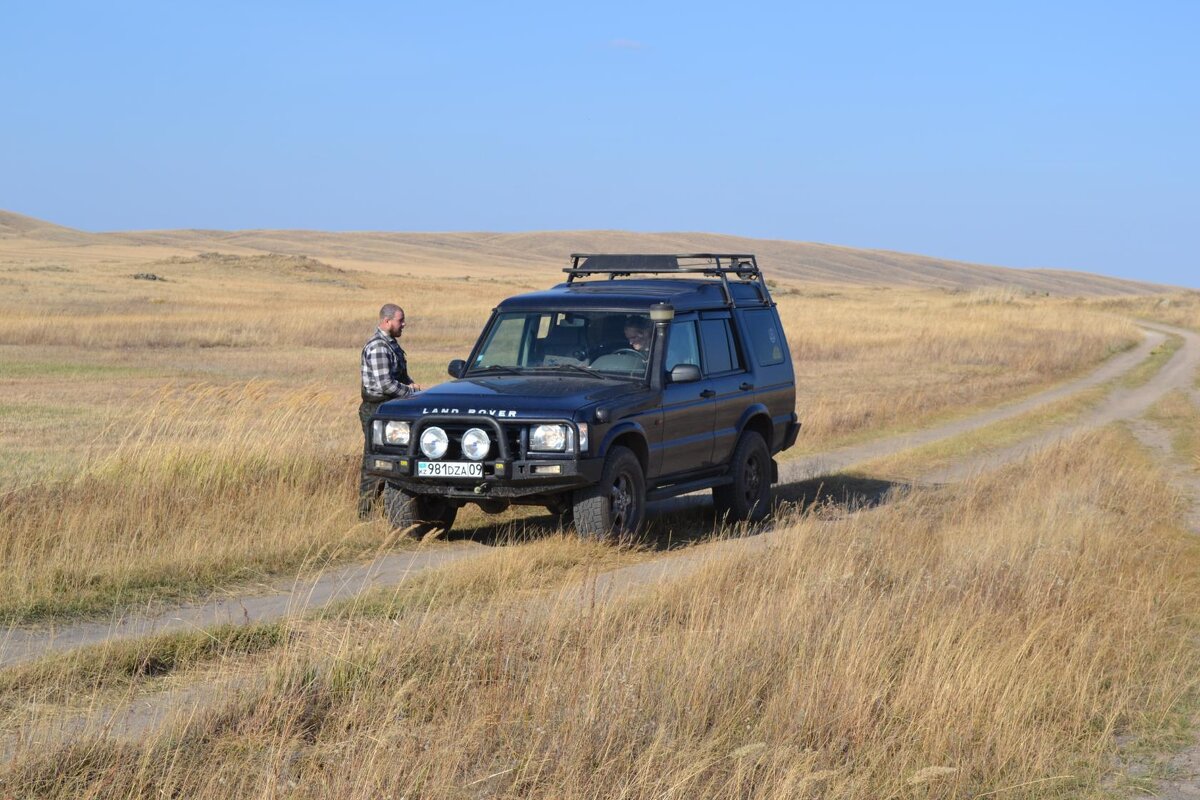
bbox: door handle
[739,382,754,391]
[700,389,716,398]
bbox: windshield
[471,310,653,380]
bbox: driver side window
[666,321,700,371]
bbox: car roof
[495,279,769,313]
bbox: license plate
[417,461,483,478]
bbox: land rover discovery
[364,254,799,538]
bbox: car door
[658,317,716,476]
[699,311,752,465]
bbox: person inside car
[622,315,651,356]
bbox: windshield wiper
[544,364,646,381]
[467,364,523,376]
[539,363,609,379]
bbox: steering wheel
[611,348,648,360]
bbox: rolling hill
[0,209,1172,295]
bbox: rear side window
[699,318,742,374]
[742,309,785,366]
[666,321,700,371]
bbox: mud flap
[770,458,779,484]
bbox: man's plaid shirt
[360,327,413,401]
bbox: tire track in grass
[0,544,486,668]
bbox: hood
[379,375,644,420]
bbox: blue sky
[1,1,1196,285]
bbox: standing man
[359,303,420,518]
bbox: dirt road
[3,320,1199,773]
[2,322,1195,670]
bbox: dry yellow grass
[781,286,1138,451]
[0,384,383,620]
[2,234,1197,796]
[0,252,1146,620]
[1082,291,1200,332]
[4,428,1196,798]
[0,254,1140,475]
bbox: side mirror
[669,364,701,384]
[448,359,466,378]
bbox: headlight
[384,421,410,446]
[419,426,449,459]
[461,427,490,461]
[530,424,569,451]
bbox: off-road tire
[572,446,646,540]
[713,431,772,523]
[383,483,458,537]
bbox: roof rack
[564,253,771,307]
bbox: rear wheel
[572,446,645,540]
[713,431,772,523]
[383,484,458,537]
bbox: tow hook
[474,483,490,495]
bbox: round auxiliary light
[649,302,675,322]
[419,426,449,459]
[461,427,491,461]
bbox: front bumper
[366,454,605,499]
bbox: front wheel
[383,484,458,537]
[572,446,646,540]
[544,494,574,527]
[713,431,772,523]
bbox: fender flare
[734,403,775,449]
[597,421,651,470]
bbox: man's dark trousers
[358,400,382,518]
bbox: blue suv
[365,254,799,538]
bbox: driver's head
[624,316,651,351]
